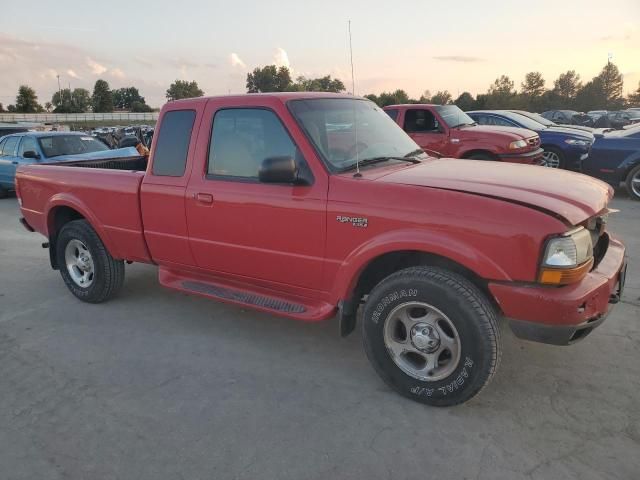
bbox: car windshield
[498,111,545,130]
[38,135,110,158]
[435,105,475,128]
[288,98,427,171]
[515,111,554,127]
[626,110,640,119]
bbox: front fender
[331,227,511,301]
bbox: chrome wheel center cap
[410,323,440,353]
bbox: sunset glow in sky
[1,0,639,107]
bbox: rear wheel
[56,220,125,303]
[626,164,640,201]
[362,266,501,406]
[541,147,564,169]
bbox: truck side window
[404,109,438,133]
[385,109,399,121]
[208,108,297,179]
[152,110,196,177]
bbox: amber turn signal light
[538,258,594,285]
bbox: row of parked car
[542,108,640,130]
[382,103,640,200]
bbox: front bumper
[497,147,544,164]
[489,238,627,345]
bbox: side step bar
[159,267,336,322]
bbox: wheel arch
[45,195,118,269]
[460,149,498,160]
[335,235,508,336]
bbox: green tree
[454,92,476,111]
[113,87,147,110]
[378,89,411,107]
[596,62,624,109]
[575,78,605,111]
[0,103,4,112]
[364,93,379,105]
[486,75,517,108]
[53,88,91,113]
[91,79,114,112]
[293,75,345,92]
[15,85,43,113]
[552,70,582,105]
[131,100,153,112]
[521,72,545,98]
[7,104,17,112]
[628,81,640,107]
[44,102,52,112]
[166,80,204,101]
[246,65,293,93]
[430,90,453,105]
[418,90,432,103]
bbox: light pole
[56,74,62,109]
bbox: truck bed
[16,156,152,263]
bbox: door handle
[194,192,214,205]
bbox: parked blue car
[467,110,594,170]
[581,126,640,201]
[0,132,138,197]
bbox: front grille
[527,136,540,148]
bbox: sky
[1,0,639,108]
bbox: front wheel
[362,267,500,406]
[541,147,564,169]
[626,164,640,201]
[56,219,125,303]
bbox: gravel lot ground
[1,192,638,480]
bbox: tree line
[366,62,640,112]
[2,61,639,115]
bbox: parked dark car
[0,124,29,138]
[542,110,594,127]
[581,125,640,200]
[467,110,593,170]
[512,110,612,136]
[607,110,640,130]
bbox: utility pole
[56,74,62,107]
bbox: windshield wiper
[340,155,421,172]
[403,148,425,158]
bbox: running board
[159,267,335,322]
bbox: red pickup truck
[16,93,627,406]
[384,104,544,163]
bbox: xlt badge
[336,215,368,228]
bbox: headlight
[539,227,593,285]
[508,139,528,149]
[564,139,590,146]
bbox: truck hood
[375,159,612,225]
[457,124,537,141]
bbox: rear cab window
[385,109,399,121]
[152,110,196,177]
[1,136,19,156]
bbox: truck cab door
[185,102,328,293]
[401,108,449,156]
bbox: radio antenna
[348,20,361,177]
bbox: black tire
[541,146,565,169]
[56,219,125,303]
[362,266,500,406]
[626,164,640,201]
[467,153,494,161]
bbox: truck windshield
[38,135,110,158]
[434,105,475,128]
[288,98,426,171]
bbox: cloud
[433,55,485,63]
[109,68,125,79]
[230,53,246,69]
[273,48,290,69]
[87,57,107,75]
[67,69,80,79]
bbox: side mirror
[23,150,40,159]
[259,156,301,184]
